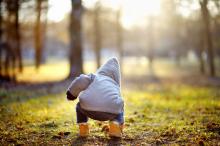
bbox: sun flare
[47,0,71,22]
[48,0,161,28]
[120,0,161,28]
[47,0,195,29]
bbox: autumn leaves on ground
[0,61,220,145]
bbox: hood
[96,57,121,86]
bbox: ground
[0,60,220,145]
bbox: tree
[83,5,119,67]
[186,16,206,74]
[93,1,102,68]
[15,0,22,73]
[3,0,22,81]
[177,0,218,75]
[200,0,215,76]
[69,0,83,77]
[0,0,3,78]
[161,0,188,67]
[116,8,123,74]
[213,0,220,59]
[35,0,48,69]
[146,16,155,70]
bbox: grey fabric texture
[67,58,124,114]
[96,58,121,87]
[79,58,124,114]
[67,74,94,98]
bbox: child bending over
[66,58,124,138]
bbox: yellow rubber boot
[79,123,89,137]
[109,121,122,138]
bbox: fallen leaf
[16,125,24,130]
[128,118,135,123]
[52,135,61,139]
[206,122,220,133]
[101,125,109,133]
[198,140,205,146]
[58,132,64,136]
[64,132,71,135]
[155,139,163,145]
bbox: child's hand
[66,91,77,100]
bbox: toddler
[66,58,124,137]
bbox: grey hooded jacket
[67,58,124,114]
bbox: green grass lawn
[0,84,219,145]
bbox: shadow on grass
[0,79,72,105]
[107,137,122,146]
[71,137,87,146]
[71,136,122,146]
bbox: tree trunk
[94,1,101,69]
[0,0,23,81]
[41,1,48,64]
[198,47,205,74]
[198,26,205,74]
[4,0,21,81]
[35,0,43,69]
[0,0,2,77]
[116,8,123,74]
[69,0,83,77]
[200,0,215,77]
[147,16,155,72]
[15,0,22,73]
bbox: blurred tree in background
[0,0,48,81]
[69,0,83,77]
[35,0,48,69]
[93,1,102,68]
[146,16,155,70]
[0,0,220,82]
[200,0,215,76]
[116,7,124,73]
[0,0,22,81]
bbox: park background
[0,0,220,145]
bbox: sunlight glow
[48,0,161,28]
[47,0,71,22]
[84,0,161,29]
[177,1,200,17]
[47,0,195,29]
[121,0,161,28]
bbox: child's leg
[76,102,89,137]
[109,112,124,137]
[76,102,88,123]
[112,112,124,125]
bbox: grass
[0,84,219,145]
[16,61,69,82]
[16,58,217,83]
[0,59,220,145]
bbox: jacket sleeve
[66,74,95,100]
